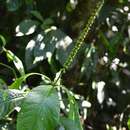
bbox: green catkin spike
[63,0,104,72]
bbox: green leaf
[15,19,39,36]
[25,28,56,69]
[68,94,83,130]
[0,89,24,119]
[25,32,47,70]
[9,76,26,89]
[55,30,73,66]
[41,18,54,30]
[99,31,113,53]
[62,87,83,130]
[17,85,60,130]
[25,27,73,69]
[81,44,98,79]
[99,31,123,57]
[6,0,22,11]
[33,31,56,63]
[6,50,25,76]
[31,10,44,22]
[60,117,79,130]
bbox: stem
[63,0,104,72]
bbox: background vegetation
[0,0,130,130]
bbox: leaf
[9,76,26,89]
[6,50,25,76]
[55,31,73,65]
[68,94,83,130]
[33,31,56,64]
[41,18,54,30]
[15,19,39,37]
[60,117,79,130]
[25,32,55,70]
[81,44,98,79]
[99,31,123,57]
[25,27,73,69]
[99,31,113,53]
[17,85,60,130]
[25,38,36,70]
[0,89,25,119]
[63,87,83,130]
[109,32,123,55]
[31,10,44,22]
[6,0,22,11]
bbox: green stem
[63,0,104,72]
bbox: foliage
[0,0,130,130]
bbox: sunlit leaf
[17,85,60,130]
[15,19,39,37]
[25,31,55,69]
[56,34,73,65]
[25,27,73,69]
